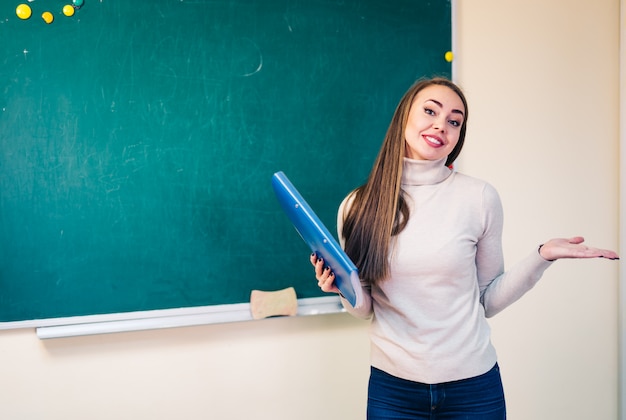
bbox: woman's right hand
[310,253,341,294]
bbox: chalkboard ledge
[28,297,344,339]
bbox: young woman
[310,77,619,419]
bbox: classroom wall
[0,1,620,419]
[455,1,620,419]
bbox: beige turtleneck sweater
[337,157,553,384]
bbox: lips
[423,135,444,147]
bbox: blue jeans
[367,364,506,419]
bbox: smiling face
[404,84,466,161]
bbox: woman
[310,77,619,419]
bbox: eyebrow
[426,99,465,118]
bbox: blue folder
[271,171,363,308]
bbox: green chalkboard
[0,0,451,323]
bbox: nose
[432,116,446,132]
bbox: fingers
[318,267,336,292]
[310,253,327,278]
[310,253,340,293]
[590,247,620,260]
[565,237,620,259]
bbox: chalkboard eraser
[250,287,298,320]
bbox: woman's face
[404,84,465,161]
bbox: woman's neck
[401,157,452,186]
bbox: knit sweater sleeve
[477,183,554,317]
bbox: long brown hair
[342,77,468,286]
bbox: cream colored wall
[455,0,620,419]
[0,1,620,419]
[0,314,371,419]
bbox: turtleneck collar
[401,157,453,186]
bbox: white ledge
[26,296,344,339]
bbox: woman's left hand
[538,236,619,261]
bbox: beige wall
[0,1,620,419]
[455,0,620,419]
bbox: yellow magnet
[42,11,54,24]
[16,4,32,20]
[444,51,454,63]
[63,5,75,17]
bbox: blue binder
[271,172,363,308]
